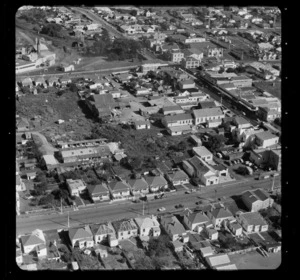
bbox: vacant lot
[16,89,96,142]
[229,250,281,269]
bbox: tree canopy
[205,134,227,152]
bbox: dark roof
[112,219,137,233]
[210,207,233,219]
[253,189,269,201]
[165,113,193,123]
[108,181,130,192]
[68,226,93,241]
[90,94,115,109]
[127,178,149,190]
[199,101,216,109]
[188,156,210,173]
[87,184,108,195]
[21,234,45,247]
[185,211,210,225]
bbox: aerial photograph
[15,5,282,270]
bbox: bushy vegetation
[83,28,142,61]
[17,8,58,25]
[40,23,64,38]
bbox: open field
[229,250,281,269]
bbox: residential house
[190,135,202,146]
[241,189,274,212]
[160,215,189,242]
[255,131,279,149]
[36,244,47,258]
[134,215,161,239]
[66,179,86,196]
[182,156,219,186]
[90,222,116,244]
[198,100,216,109]
[34,77,47,87]
[134,86,151,96]
[236,212,269,233]
[110,90,121,98]
[20,229,46,254]
[160,42,180,53]
[193,107,224,125]
[128,178,149,196]
[181,56,201,69]
[59,76,72,85]
[134,120,151,130]
[178,79,196,90]
[16,118,30,132]
[144,175,168,193]
[47,76,60,87]
[250,148,281,171]
[228,221,243,236]
[204,227,219,240]
[112,219,138,240]
[167,125,192,136]
[163,105,185,116]
[170,50,184,63]
[85,94,115,118]
[200,246,214,258]
[183,210,211,233]
[21,77,33,88]
[162,113,193,128]
[68,225,94,249]
[233,116,251,129]
[192,146,213,162]
[108,181,131,199]
[165,169,190,186]
[207,207,234,228]
[87,183,110,202]
[172,239,184,252]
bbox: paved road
[16,176,280,235]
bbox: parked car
[158,207,166,212]
[185,190,191,194]
[175,204,184,209]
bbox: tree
[38,193,55,207]
[234,166,248,176]
[134,256,155,269]
[206,134,226,152]
[148,235,171,257]
[128,156,143,171]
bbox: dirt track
[31,131,58,155]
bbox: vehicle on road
[185,190,191,194]
[175,204,184,209]
[158,207,166,212]
[195,201,202,205]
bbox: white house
[192,146,213,162]
[20,229,46,254]
[236,212,269,233]
[134,120,151,130]
[193,107,224,125]
[67,179,87,196]
[183,210,211,233]
[255,131,279,149]
[134,215,161,239]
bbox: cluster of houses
[17,186,280,270]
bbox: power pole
[60,197,63,214]
[67,211,70,228]
[142,200,145,216]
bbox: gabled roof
[112,219,137,232]
[21,234,45,247]
[127,178,148,190]
[167,169,189,181]
[164,113,193,123]
[188,156,210,173]
[161,215,186,235]
[134,216,160,229]
[68,226,93,241]
[90,94,115,109]
[108,181,130,192]
[91,222,115,236]
[255,130,278,141]
[206,254,231,267]
[193,107,224,118]
[179,79,195,85]
[87,184,108,195]
[185,211,210,225]
[210,208,233,219]
[144,175,167,187]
